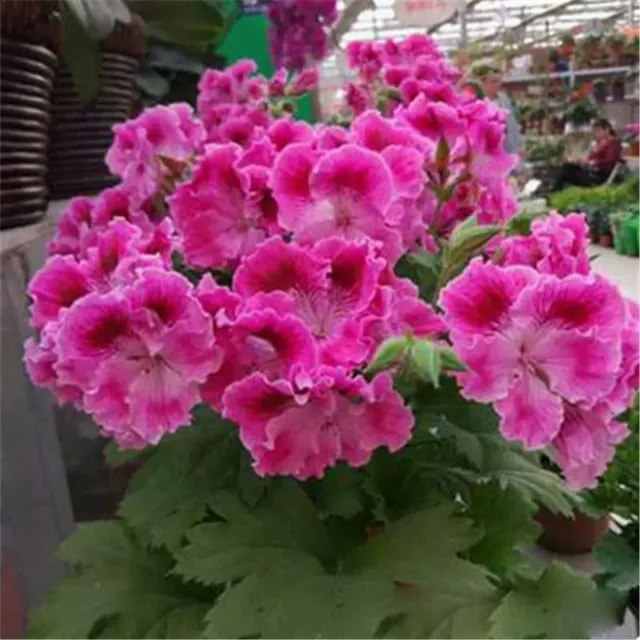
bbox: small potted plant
[611,75,626,101]
[622,35,640,66]
[559,32,575,58]
[599,211,614,246]
[593,78,608,103]
[605,32,627,65]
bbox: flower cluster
[24,35,637,489]
[267,0,337,71]
[441,214,638,488]
[197,59,319,147]
[344,34,461,116]
[106,103,205,207]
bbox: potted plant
[559,32,575,59]
[599,211,614,246]
[0,0,58,230]
[594,400,639,636]
[564,98,599,131]
[622,35,640,66]
[605,32,627,65]
[24,37,633,640]
[593,77,608,103]
[611,76,626,101]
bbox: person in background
[480,67,525,159]
[553,118,622,190]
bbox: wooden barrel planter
[0,39,57,230]
[48,18,144,199]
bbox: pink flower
[223,368,413,478]
[440,260,626,450]
[24,323,84,407]
[106,104,205,205]
[399,94,463,143]
[28,255,91,330]
[169,143,282,269]
[499,212,590,277]
[234,236,386,366]
[268,118,315,151]
[56,269,218,448]
[553,404,629,489]
[272,143,402,260]
[268,68,288,97]
[48,197,95,257]
[290,67,319,95]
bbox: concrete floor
[589,246,639,302]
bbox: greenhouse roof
[336,0,639,51]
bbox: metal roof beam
[476,0,585,43]
[427,0,483,34]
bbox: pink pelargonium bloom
[272,142,402,261]
[169,143,282,269]
[47,196,95,257]
[106,103,205,205]
[24,322,84,407]
[552,403,629,489]
[399,94,464,144]
[222,368,413,479]
[55,269,219,448]
[439,259,626,450]
[289,67,319,95]
[28,255,92,330]
[498,212,590,277]
[234,236,390,367]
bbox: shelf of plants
[16,17,640,640]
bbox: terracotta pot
[599,234,613,247]
[535,507,609,554]
[0,39,56,230]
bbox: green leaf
[63,0,130,38]
[414,411,484,469]
[595,532,640,591]
[447,223,501,264]
[439,346,467,372]
[354,506,499,639]
[505,210,547,236]
[29,522,211,639]
[365,336,409,376]
[410,339,441,387]
[465,483,541,580]
[484,449,579,517]
[60,1,101,103]
[315,464,364,519]
[175,481,334,587]
[489,563,612,639]
[118,407,243,551]
[136,68,171,98]
[146,44,206,74]
[204,567,395,639]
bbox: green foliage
[117,406,250,551]
[490,563,610,639]
[549,177,639,214]
[595,532,640,592]
[29,521,216,639]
